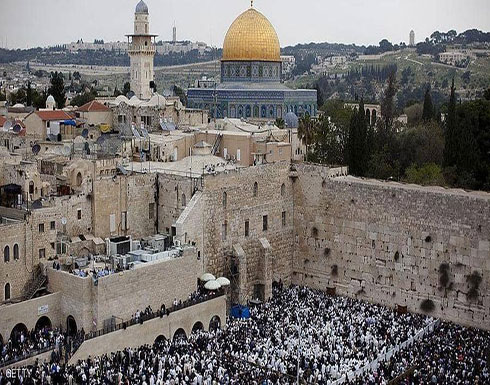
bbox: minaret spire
[251,0,253,8]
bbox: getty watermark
[5,368,29,378]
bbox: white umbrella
[216,277,231,286]
[204,280,221,290]
[200,273,216,282]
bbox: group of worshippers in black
[0,327,65,367]
[1,285,488,384]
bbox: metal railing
[0,345,55,369]
[84,291,224,342]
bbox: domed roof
[46,95,55,103]
[285,112,299,128]
[222,7,280,62]
[135,0,148,14]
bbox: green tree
[381,70,397,130]
[404,163,445,186]
[309,114,345,165]
[298,114,316,159]
[422,87,434,121]
[443,79,457,167]
[70,90,97,107]
[26,81,33,106]
[275,118,285,129]
[122,82,131,96]
[173,85,187,105]
[48,71,66,108]
[347,98,369,176]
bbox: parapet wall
[293,163,490,329]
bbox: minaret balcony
[128,44,156,54]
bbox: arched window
[253,182,258,197]
[76,172,82,187]
[4,283,10,301]
[222,192,227,208]
[13,244,19,260]
[4,246,10,262]
[182,194,186,207]
[281,183,286,197]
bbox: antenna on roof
[81,128,89,139]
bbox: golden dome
[222,7,280,62]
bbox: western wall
[291,163,489,329]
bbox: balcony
[128,44,156,55]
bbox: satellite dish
[3,120,12,131]
[12,123,22,133]
[61,217,67,225]
[32,144,41,155]
[81,128,89,139]
[31,199,43,209]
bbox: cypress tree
[422,87,434,121]
[48,72,66,109]
[443,79,457,167]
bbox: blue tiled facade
[187,60,317,120]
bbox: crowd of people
[1,285,488,384]
[0,327,64,367]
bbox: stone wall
[93,173,156,239]
[94,247,201,327]
[69,296,226,364]
[47,246,201,333]
[292,163,490,330]
[0,292,62,343]
[174,161,295,301]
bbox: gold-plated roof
[222,7,280,62]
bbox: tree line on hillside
[363,29,490,56]
[298,72,490,191]
[0,47,220,67]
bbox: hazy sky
[0,0,489,49]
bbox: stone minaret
[127,0,156,100]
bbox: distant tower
[173,23,177,43]
[409,30,415,47]
[126,0,157,100]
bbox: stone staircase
[23,264,48,301]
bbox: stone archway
[191,321,204,334]
[66,315,77,337]
[209,315,221,332]
[372,109,377,125]
[173,328,187,341]
[154,335,167,345]
[35,316,52,332]
[10,323,28,343]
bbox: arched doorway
[66,315,77,337]
[35,316,52,332]
[154,335,167,345]
[173,328,187,341]
[76,172,83,186]
[10,323,28,343]
[209,316,221,332]
[191,321,204,334]
[372,109,377,125]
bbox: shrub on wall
[420,299,435,312]
[331,264,338,276]
[466,271,482,301]
[324,248,331,257]
[394,251,400,262]
[439,262,450,289]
